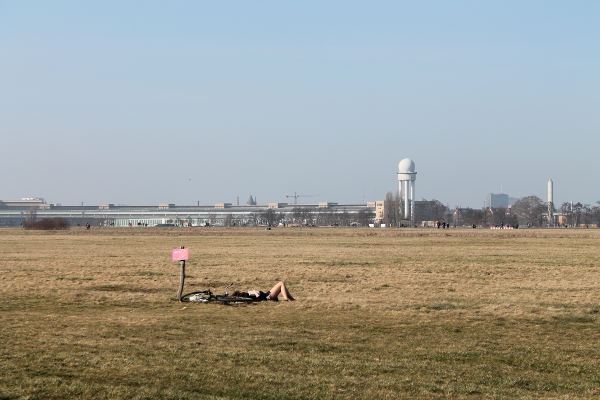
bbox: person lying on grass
[233,281,295,301]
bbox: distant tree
[452,207,461,226]
[356,208,375,226]
[560,202,573,226]
[54,217,70,230]
[547,201,555,226]
[570,202,584,227]
[304,208,316,225]
[432,200,447,222]
[472,209,486,227]
[461,208,473,226]
[506,211,519,227]
[394,191,402,224]
[316,208,335,226]
[277,212,286,225]
[24,206,37,228]
[482,208,494,227]
[460,208,485,227]
[413,200,426,223]
[291,207,316,225]
[492,206,508,226]
[260,209,278,226]
[292,207,304,224]
[490,206,518,227]
[512,196,546,226]
[315,209,326,226]
[582,204,593,227]
[383,192,396,226]
[560,202,584,226]
[248,211,261,226]
[339,208,351,227]
[559,201,591,227]
[417,199,446,223]
[23,217,69,230]
[223,213,233,227]
[592,202,600,228]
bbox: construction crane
[285,192,319,205]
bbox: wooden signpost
[173,247,189,301]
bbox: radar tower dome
[397,158,417,222]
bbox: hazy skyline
[1,1,599,208]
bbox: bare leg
[268,281,295,301]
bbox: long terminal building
[0,198,378,227]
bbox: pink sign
[172,248,189,261]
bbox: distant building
[484,193,508,209]
[508,197,520,206]
[374,199,435,225]
[0,200,376,227]
[1,198,46,207]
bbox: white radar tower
[398,158,417,223]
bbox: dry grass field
[1,227,600,399]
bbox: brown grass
[1,227,600,399]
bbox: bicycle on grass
[180,283,254,304]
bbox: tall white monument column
[398,158,417,222]
[548,179,554,227]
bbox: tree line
[220,207,376,227]
[381,192,600,228]
[456,196,600,228]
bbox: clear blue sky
[1,1,598,208]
